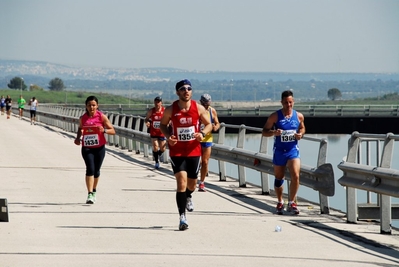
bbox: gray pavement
[0,113,398,267]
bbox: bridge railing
[16,106,335,215]
[338,131,399,234]
[37,103,399,117]
[213,123,334,214]
[13,105,399,234]
[214,105,399,117]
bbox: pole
[20,77,23,94]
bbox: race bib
[83,134,100,147]
[280,130,296,142]
[82,126,100,147]
[153,121,160,129]
[176,126,195,141]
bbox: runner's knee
[274,178,284,188]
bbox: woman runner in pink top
[74,96,115,204]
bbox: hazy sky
[1,0,398,73]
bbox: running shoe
[287,202,300,215]
[155,162,160,169]
[198,182,206,192]
[179,214,188,231]
[86,193,95,204]
[186,197,194,212]
[92,192,97,203]
[276,202,284,215]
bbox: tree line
[7,77,65,91]
[5,75,399,102]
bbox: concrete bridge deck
[0,113,398,267]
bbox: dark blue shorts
[200,142,212,148]
[273,147,300,166]
[151,136,166,141]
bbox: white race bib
[83,134,100,147]
[280,130,296,142]
[153,121,160,129]
[176,126,195,141]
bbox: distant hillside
[1,59,398,83]
[1,59,398,102]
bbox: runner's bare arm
[102,114,116,135]
[295,112,305,140]
[211,108,220,131]
[160,105,177,146]
[74,119,83,145]
[262,112,279,137]
[144,109,152,128]
[197,105,212,140]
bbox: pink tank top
[81,111,107,148]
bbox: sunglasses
[178,86,192,92]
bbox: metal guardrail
[15,106,335,215]
[214,105,399,117]
[338,132,399,234]
[14,105,399,234]
[213,123,334,214]
[38,103,399,117]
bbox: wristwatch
[200,131,206,138]
[104,128,107,134]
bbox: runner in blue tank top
[262,90,306,215]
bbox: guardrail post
[379,133,394,233]
[217,123,227,181]
[114,114,120,147]
[107,114,115,146]
[72,109,82,133]
[345,132,360,223]
[120,115,127,149]
[237,125,246,187]
[126,116,134,152]
[259,135,270,194]
[317,138,330,214]
[134,117,141,154]
[141,117,149,157]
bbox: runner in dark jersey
[262,90,305,215]
[160,79,212,230]
[5,95,12,119]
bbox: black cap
[175,79,191,91]
[154,96,162,102]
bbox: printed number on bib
[153,121,160,129]
[177,126,195,141]
[83,134,100,147]
[280,130,296,142]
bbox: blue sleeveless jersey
[273,109,300,151]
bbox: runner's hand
[168,135,178,146]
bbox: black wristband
[201,131,206,138]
